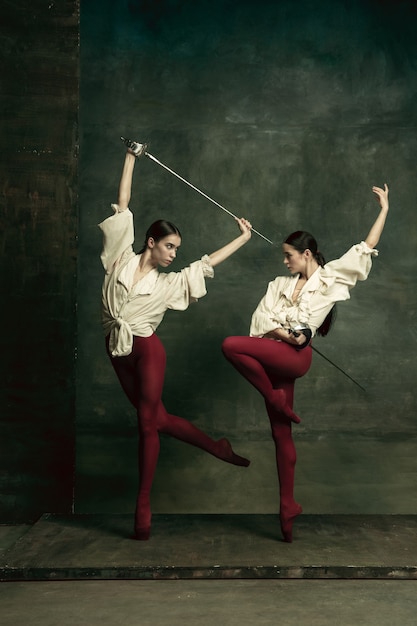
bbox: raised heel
[280,503,302,543]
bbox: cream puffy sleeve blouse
[99,205,214,357]
[250,241,378,339]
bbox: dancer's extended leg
[157,410,249,467]
[107,334,250,540]
[222,336,311,423]
[108,334,250,469]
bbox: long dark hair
[139,219,182,254]
[284,230,335,336]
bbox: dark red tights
[107,333,250,540]
[222,336,312,542]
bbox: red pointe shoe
[133,497,152,540]
[280,503,303,543]
[133,526,151,541]
[216,438,250,467]
[270,389,301,424]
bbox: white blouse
[99,205,214,357]
[250,241,378,338]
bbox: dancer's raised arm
[365,184,389,248]
[207,218,252,267]
[117,152,136,210]
[117,144,147,210]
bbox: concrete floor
[1,516,417,625]
[2,513,417,580]
[2,579,417,626]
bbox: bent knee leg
[222,335,240,359]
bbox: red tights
[222,336,312,541]
[106,333,250,540]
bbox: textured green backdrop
[75,0,416,516]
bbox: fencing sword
[289,328,367,393]
[120,137,274,245]
[121,137,366,392]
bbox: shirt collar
[118,254,159,294]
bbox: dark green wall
[3,0,415,523]
[77,0,417,516]
[0,0,78,521]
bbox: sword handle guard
[289,325,312,350]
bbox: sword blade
[145,152,275,245]
[312,345,367,392]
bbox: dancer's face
[282,243,308,275]
[149,234,181,268]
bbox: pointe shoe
[121,136,148,157]
[216,437,250,467]
[270,389,301,424]
[280,503,302,543]
[132,526,151,541]
[133,498,152,540]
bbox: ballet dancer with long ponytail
[222,184,389,542]
[99,140,252,540]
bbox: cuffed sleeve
[165,255,214,310]
[320,241,378,289]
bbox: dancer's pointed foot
[280,502,302,543]
[270,389,301,424]
[133,497,151,540]
[216,437,250,467]
[132,527,151,541]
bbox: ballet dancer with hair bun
[222,184,389,542]
[99,139,252,540]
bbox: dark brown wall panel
[0,0,79,521]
